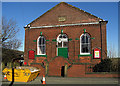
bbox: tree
[2,48,24,63]
[107,44,117,58]
[1,17,22,50]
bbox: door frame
[56,34,68,57]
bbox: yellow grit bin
[2,66,40,82]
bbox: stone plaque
[58,16,66,22]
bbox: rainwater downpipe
[99,21,102,61]
[27,25,30,66]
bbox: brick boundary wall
[84,73,120,77]
[67,64,119,77]
[29,60,119,78]
[67,73,119,78]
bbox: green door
[58,48,68,58]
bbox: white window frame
[37,36,46,55]
[80,33,91,55]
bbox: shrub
[93,59,112,72]
[110,58,119,72]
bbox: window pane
[39,47,42,54]
[43,46,46,54]
[82,45,88,53]
[88,44,90,52]
[81,44,89,53]
[59,35,62,38]
[82,44,86,53]
[85,44,89,52]
[58,42,62,47]
[40,46,45,54]
[86,36,88,43]
[63,42,68,47]
[63,35,67,38]
[81,35,85,43]
[39,38,41,45]
[40,46,43,54]
[43,38,45,44]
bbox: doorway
[57,34,68,58]
[61,66,65,77]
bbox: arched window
[37,36,46,55]
[57,34,68,47]
[80,33,91,55]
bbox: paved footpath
[1,77,120,85]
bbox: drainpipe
[27,27,29,65]
[99,21,103,61]
[99,20,108,61]
[25,25,30,66]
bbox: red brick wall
[24,24,106,64]
[48,56,71,76]
[79,56,91,63]
[67,64,86,77]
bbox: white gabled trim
[25,24,30,28]
[29,22,99,29]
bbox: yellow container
[2,66,40,82]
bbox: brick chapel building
[24,2,108,77]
